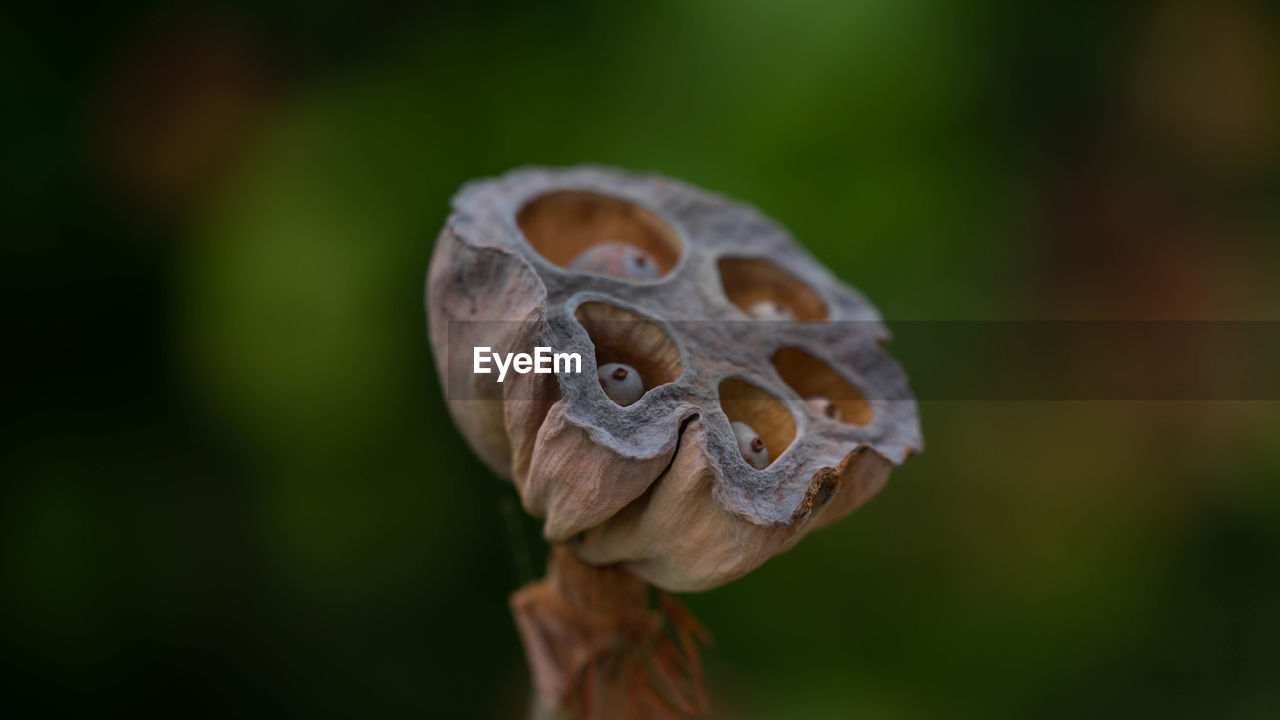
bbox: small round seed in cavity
[597,362,644,406]
[746,299,795,321]
[731,420,769,469]
[806,396,842,421]
[568,241,660,280]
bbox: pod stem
[511,545,711,719]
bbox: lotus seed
[746,299,795,321]
[569,241,660,280]
[731,420,769,469]
[597,362,644,406]
[806,396,842,421]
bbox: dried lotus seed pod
[597,362,643,406]
[731,420,769,469]
[569,241,661,280]
[426,166,921,717]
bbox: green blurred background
[5,0,1280,717]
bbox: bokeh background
[5,0,1280,717]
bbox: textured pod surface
[427,166,922,591]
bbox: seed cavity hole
[717,257,828,321]
[772,347,873,426]
[516,191,682,279]
[575,302,682,405]
[717,378,796,468]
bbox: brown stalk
[511,546,710,720]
